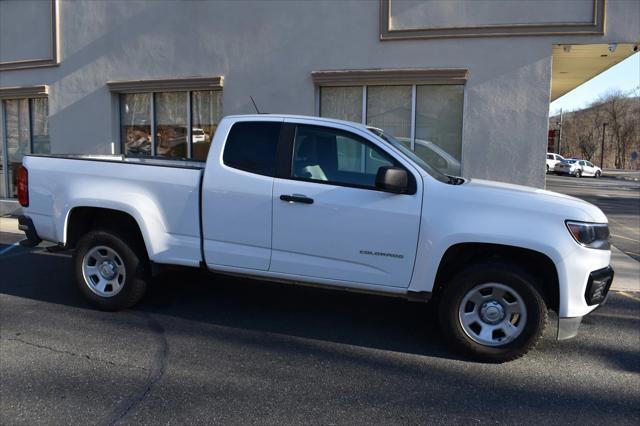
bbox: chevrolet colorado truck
[17,115,614,362]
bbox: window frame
[108,77,223,161]
[279,123,416,194]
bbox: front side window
[292,125,394,188]
[1,97,50,198]
[223,121,281,177]
[120,90,222,160]
[319,83,464,177]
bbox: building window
[110,77,224,161]
[0,97,50,198]
[318,81,464,176]
[119,90,222,160]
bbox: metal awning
[551,43,638,101]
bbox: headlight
[565,221,610,249]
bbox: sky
[549,52,640,116]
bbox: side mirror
[375,166,409,194]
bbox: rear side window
[223,121,281,176]
[547,154,553,160]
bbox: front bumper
[557,265,614,340]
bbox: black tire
[575,169,582,178]
[595,171,601,178]
[73,230,149,311]
[438,262,547,363]
[546,165,549,173]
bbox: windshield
[367,128,452,184]
[562,159,577,164]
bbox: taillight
[18,166,29,207]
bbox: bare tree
[594,89,639,169]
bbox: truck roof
[224,114,369,132]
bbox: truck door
[201,119,283,270]
[270,121,422,288]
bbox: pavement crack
[101,313,168,426]
[4,336,150,372]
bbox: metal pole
[600,122,607,168]
[557,109,563,155]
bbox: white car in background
[546,153,564,173]
[554,159,602,178]
[192,128,207,143]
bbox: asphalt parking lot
[546,174,640,261]
[1,225,639,424]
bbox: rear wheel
[546,165,549,173]
[438,262,547,363]
[575,169,582,178]
[73,230,149,310]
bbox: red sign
[548,129,557,151]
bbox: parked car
[554,159,602,178]
[192,127,207,143]
[367,127,461,177]
[18,115,613,363]
[546,153,564,173]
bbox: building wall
[1,0,638,189]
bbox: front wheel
[595,171,601,178]
[73,230,149,311]
[438,262,547,363]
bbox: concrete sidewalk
[610,245,640,291]
[0,216,21,235]
[1,216,637,291]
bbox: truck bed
[28,154,205,170]
[23,154,204,267]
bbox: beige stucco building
[1,0,638,212]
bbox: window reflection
[366,86,412,140]
[155,92,188,158]
[120,93,151,156]
[31,98,50,154]
[191,91,222,161]
[4,99,31,197]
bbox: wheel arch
[65,206,149,258]
[432,243,560,313]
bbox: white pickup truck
[17,115,614,362]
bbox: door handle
[280,194,314,204]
